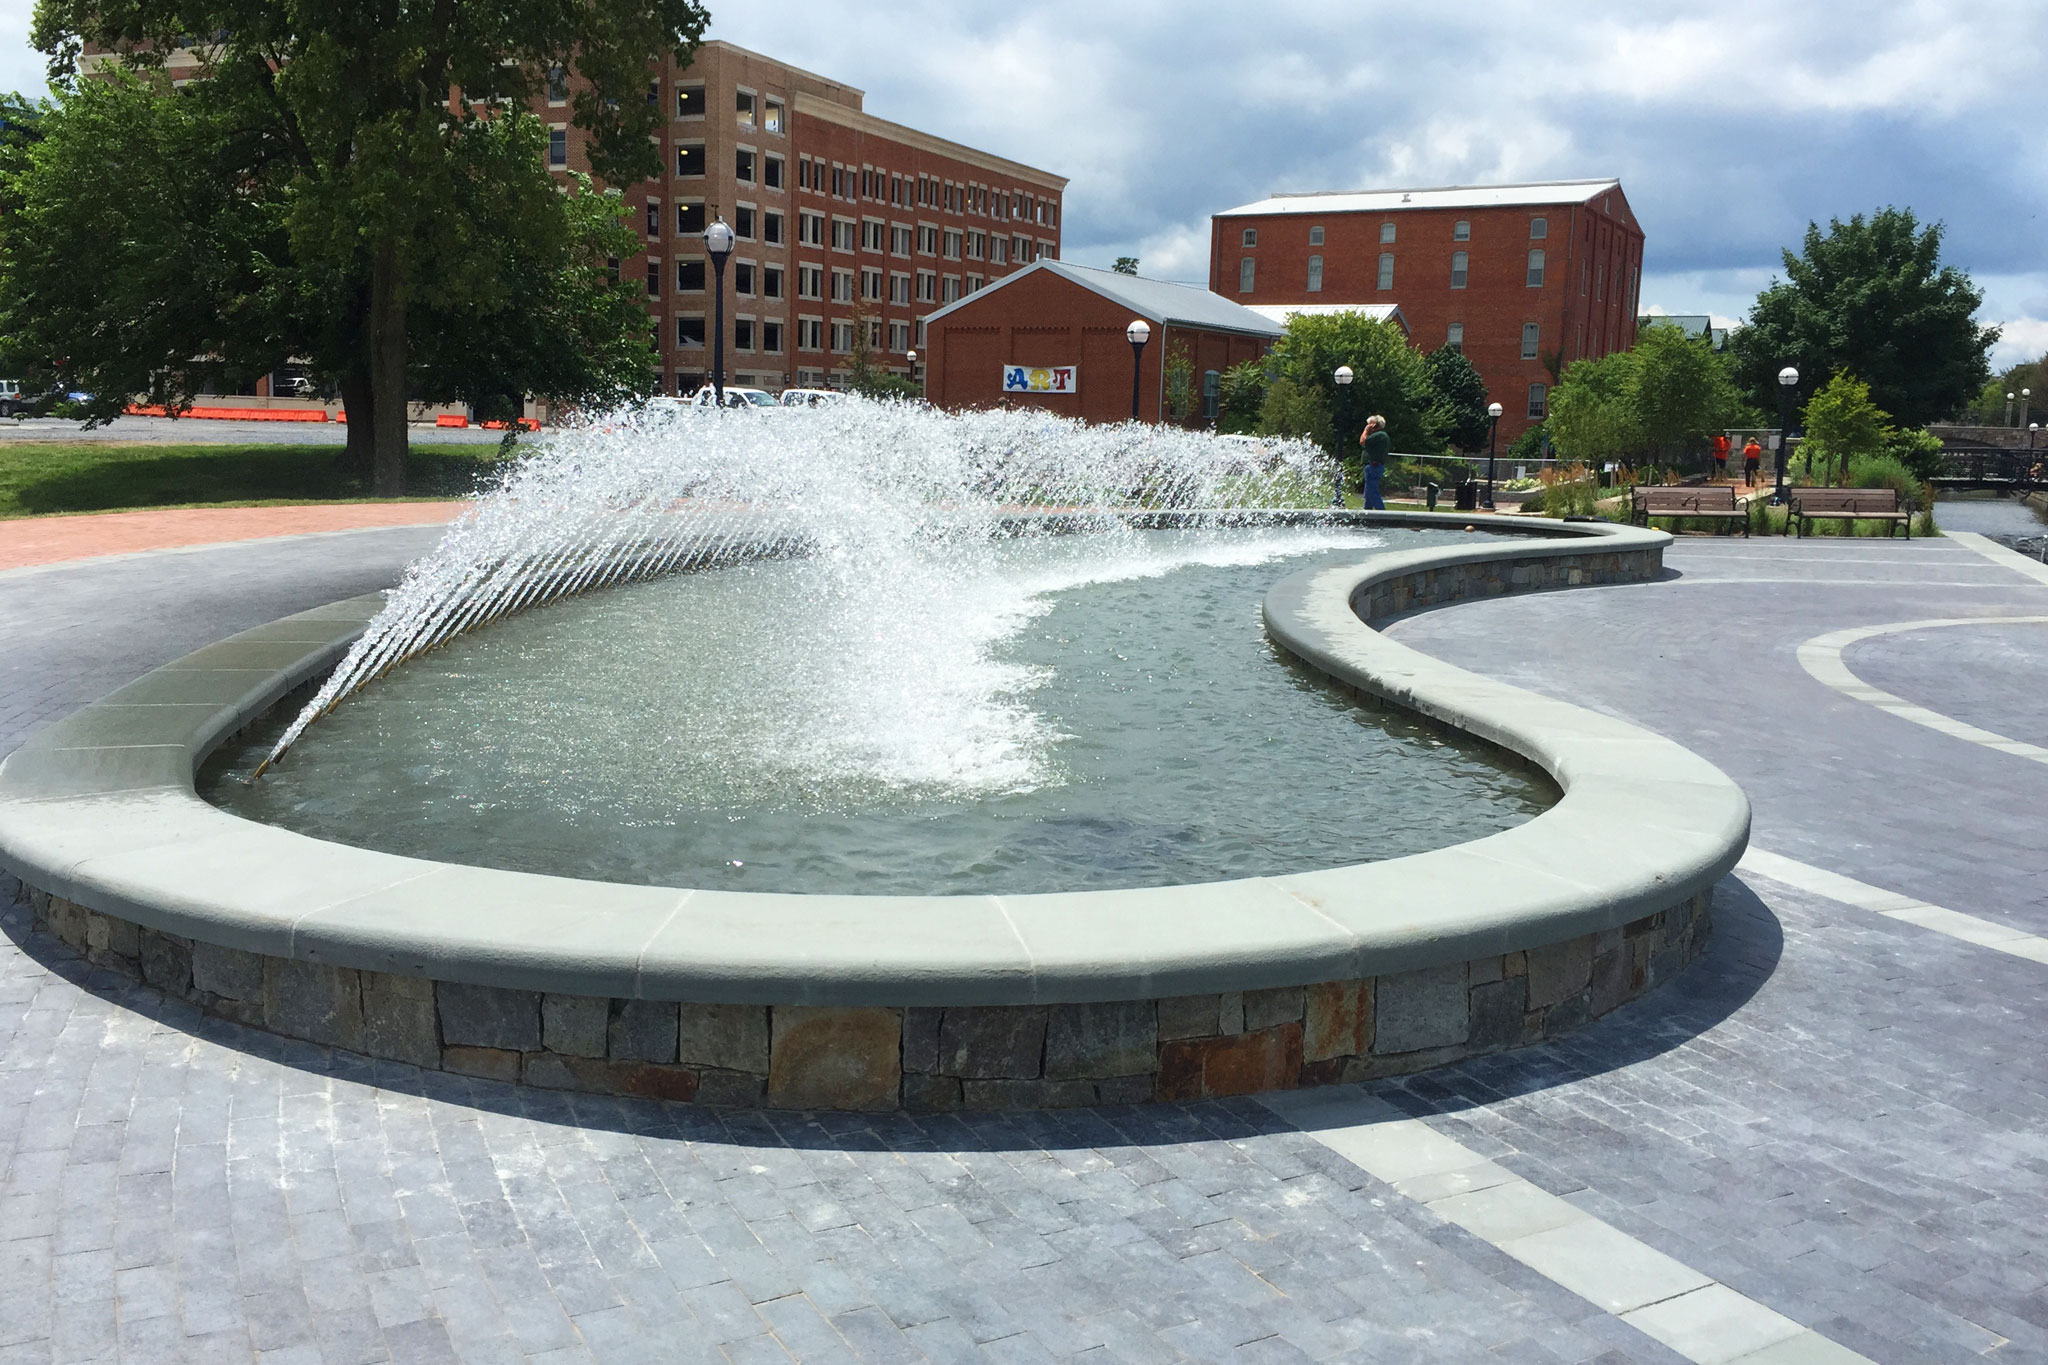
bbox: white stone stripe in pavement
[1951,529,2048,587]
[1257,1089,1873,1364]
[1738,848,2048,966]
[1795,616,2048,765]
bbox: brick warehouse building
[1212,180,1645,443]
[921,261,1282,424]
[545,41,1069,395]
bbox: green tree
[30,0,709,492]
[1112,256,1139,276]
[1421,346,1489,452]
[1216,359,1267,434]
[1631,321,1740,462]
[1256,312,1438,467]
[1546,350,1643,465]
[1800,372,1892,486]
[1730,208,1997,428]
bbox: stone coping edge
[0,511,1748,1007]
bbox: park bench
[1630,484,1749,536]
[1786,486,1912,539]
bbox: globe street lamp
[2023,388,2033,430]
[1126,320,1151,421]
[2031,421,2040,452]
[704,217,736,407]
[1332,364,1354,507]
[2007,392,2017,427]
[905,348,918,392]
[1773,365,1799,505]
[1481,401,1504,510]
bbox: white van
[0,380,22,418]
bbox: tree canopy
[1421,346,1490,452]
[1729,208,1997,428]
[1547,323,1746,466]
[1799,371,1891,486]
[19,0,710,491]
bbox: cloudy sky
[4,1,2040,369]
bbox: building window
[1452,220,1470,241]
[676,259,705,293]
[1526,249,1545,288]
[1530,216,1547,239]
[735,89,756,128]
[832,219,856,252]
[763,211,783,246]
[798,318,823,350]
[863,220,886,252]
[1449,251,1468,289]
[889,321,911,353]
[861,268,883,301]
[735,148,755,184]
[762,320,784,354]
[1308,226,1324,246]
[990,237,1007,265]
[646,80,660,107]
[676,143,703,177]
[830,269,853,303]
[763,266,783,299]
[676,316,705,348]
[943,229,962,260]
[644,199,661,238]
[735,262,755,296]
[547,127,567,168]
[830,320,854,353]
[1596,262,1604,301]
[546,66,567,104]
[1306,256,1323,292]
[942,276,961,303]
[799,211,824,247]
[605,256,618,283]
[1242,227,1257,248]
[1238,257,1254,293]
[1377,253,1394,290]
[919,225,940,255]
[891,225,912,256]
[764,155,783,191]
[645,260,659,298]
[797,265,822,299]
[1528,384,1547,418]
[1446,322,1463,351]
[916,271,935,302]
[734,318,755,351]
[890,273,910,305]
[1380,222,1396,244]
[734,205,755,240]
[676,201,705,235]
[1521,322,1540,360]
[764,99,784,135]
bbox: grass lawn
[0,442,512,520]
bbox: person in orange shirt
[1741,437,1763,487]
[1712,433,1731,481]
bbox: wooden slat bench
[1786,487,1912,539]
[1630,484,1749,536]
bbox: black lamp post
[2030,422,2039,452]
[704,217,735,406]
[2023,388,2033,431]
[1332,364,1354,507]
[1772,365,1799,505]
[1125,320,1151,421]
[906,348,919,397]
[1481,401,1503,510]
[2007,391,2018,427]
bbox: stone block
[936,1006,1046,1080]
[1469,956,1504,986]
[1243,987,1302,1033]
[1297,1058,1344,1088]
[609,1063,698,1103]
[768,1007,901,1112]
[361,971,440,1068]
[1524,935,1592,1011]
[1303,980,1372,1062]
[436,983,541,1052]
[44,897,87,952]
[1502,951,1527,978]
[676,1004,768,1073]
[1542,992,1590,1037]
[85,911,139,959]
[1094,1075,1156,1105]
[902,1007,943,1074]
[961,1079,1098,1109]
[1591,927,1623,959]
[443,1046,522,1084]
[541,994,609,1058]
[1588,947,1635,1018]
[901,1074,962,1112]
[137,930,192,995]
[608,1000,679,1064]
[1157,1024,1303,1101]
[694,1069,766,1108]
[1649,942,1686,986]
[1157,995,1222,1041]
[1467,978,1526,1051]
[263,958,365,1051]
[1043,1002,1156,1080]
[192,941,265,1002]
[1217,991,1245,1036]
[1374,963,1468,1055]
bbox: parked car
[779,388,847,408]
[0,380,21,418]
[685,386,781,410]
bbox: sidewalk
[0,501,465,571]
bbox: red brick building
[921,261,1283,424]
[1212,180,1645,443]
[545,41,1069,395]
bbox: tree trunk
[338,371,374,483]
[367,242,408,497]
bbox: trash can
[1424,482,1441,512]
[1453,481,1478,512]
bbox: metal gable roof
[1217,179,1622,218]
[921,260,1285,337]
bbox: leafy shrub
[1532,462,1601,518]
[1882,427,1944,484]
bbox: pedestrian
[1360,414,1390,510]
[1712,432,1730,481]
[1741,437,1762,487]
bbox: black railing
[1934,446,2048,488]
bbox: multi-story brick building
[1212,180,1645,444]
[546,41,1069,395]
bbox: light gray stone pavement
[1847,621,2048,748]
[0,527,2046,1362]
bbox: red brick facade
[1212,182,1645,444]
[545,41,1067,395]
[924,264,1277,425]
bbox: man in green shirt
[1360,414,1391,509]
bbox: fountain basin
[0,512,1744,1110]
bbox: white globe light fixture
[1482,402,1505,510]
[703,218,737,406]
[1125,320,1152,421]
[1773,366,1800,504]
[1330,366,1356,508]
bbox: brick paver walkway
[0,503,465,572]
[1,529,2046,1362]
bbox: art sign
[1002,365,1077,394]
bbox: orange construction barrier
[122,404,329,422]
[435,414,469,428]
